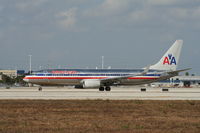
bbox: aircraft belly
[49,79,79,85]
[30,78,81,86]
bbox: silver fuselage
[23,69,173,86]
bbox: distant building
[151,76,200,87]
[172,76,200,87]
[0,70,25,77]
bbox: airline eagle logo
[163,54,176,65]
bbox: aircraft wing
[100,66,150,85]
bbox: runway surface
[0,86,200,100]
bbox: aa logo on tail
[163,54,176,65]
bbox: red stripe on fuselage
[24,77,159,80]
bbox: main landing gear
[99,86,111,91]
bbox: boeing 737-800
[23,40,190,91]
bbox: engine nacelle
[82,80,101,88]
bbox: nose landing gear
[38,86,42,91]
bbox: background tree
[1,74,15,85]
[14,75,27,86]
[185,72,189,76]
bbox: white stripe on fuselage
[23,69,164,86]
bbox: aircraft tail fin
[150,40,183,71]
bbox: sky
[0,0,200,75]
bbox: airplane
[23,40,190,91]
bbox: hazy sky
[0,0,200,74]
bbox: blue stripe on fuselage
[32,73,161,77]
[32,69,163,74]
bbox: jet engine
[82,80,101,88]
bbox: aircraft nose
[23,77,29,82]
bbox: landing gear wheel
[38,86,42,91]
[99,87,104,91]
[105,86,111,91]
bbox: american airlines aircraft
[23,40,190,91]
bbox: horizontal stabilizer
[167,68,192,75]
